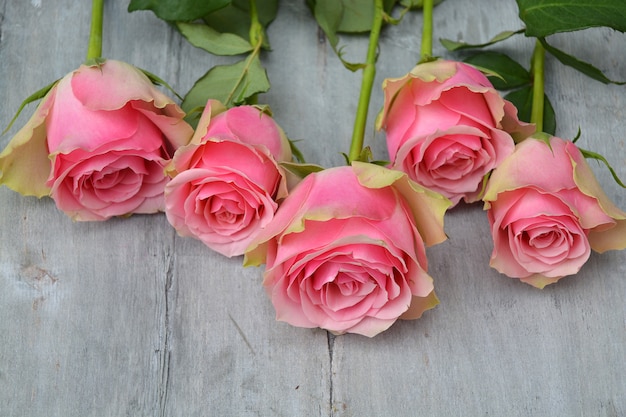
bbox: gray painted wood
[1,1,625,416]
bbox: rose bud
[245,162,450,337]
[0,59,193,220]
[483,135,626,288]
[164,101,291,257]
[377,59,534,205]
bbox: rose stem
[530,39,545,133]
[246,0,262,105]
[248,0,262,46]
[224,0,263,107]
[86,0,104,61]
[420,0,434,61]
[347,0,384,163]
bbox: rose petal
[0,86,57,197]
[488,189,591,281]
[72,60,176,112]
[48,82,164,155]
[205,105,292,162]
[165,167,278,257]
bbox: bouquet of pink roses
[1,0,625,339]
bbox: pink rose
[245,162,450,337]
[377,59,534,205]
[0,59,193,220]
[484,135,626,288]
[164,101,291,257]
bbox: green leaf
[309,0,396,33]
[308,0,357,70]
[307,0,393,71]
[464,52,531,90]
[309,0,342,47]
[128,0,230,21]
[203,0,278,48]
[182,106,205,126]
[338,0,395,33]
[539,38,625,85]
[440,29,525,51]
[182,55,270,115]
[176,22,253,56]
[3,79,59,134]
[400,0,444,9]
[337,0,376,33]
[505,86,556,135]
[579,147,626,188]
[516,0,626,37]
[280,161,326,178]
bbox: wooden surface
[1,1,625,416]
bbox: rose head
[164,101,291,257]
[245,162,450,337]
[377,59,534,206]
[484,135,626,288]
[0,59,193,220]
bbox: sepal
[139,67,183,100]
[578,147,626,189]
[279,161,325,179]
[2,79,59,134]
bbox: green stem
[224,0,263,107]
[530,39,545,132]
[248,0,262,46]
[225,37,263,107]
[348,0,384,163]
[420,0,434,61]
[86,0,104,61]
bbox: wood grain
[1,1,625,416]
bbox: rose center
[422,136,489,180]
[77,166,144,204]
[527,228,565,249]
[206,196,244,224]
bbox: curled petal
[205,105,292,162]
[0,87,57,197]
[380,59,521,205]
[352,162,450,247]
[72,60,177,112]
[568,141,626,252]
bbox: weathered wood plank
[1,1,625,416]
[0,3,164,416]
